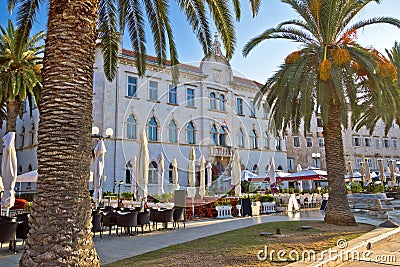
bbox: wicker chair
[137,211,151,235]
[16,213,30,246]
[151,209,174,230]
[102,211,118,236]
[173,207,186,229]
[116,211,138,236]
[92,213,103,239]
[0,221,18,253]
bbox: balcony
[209,146,233,157]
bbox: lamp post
[312,152,321,169]
[91,126,114,191]
[117,180,123,207]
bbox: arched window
[219,94,225,111]
[148,161,158,183]
[148,117,158,141]
[211,124,218,145]
[251,130,258,149]
[168,163,173,183]
[20,127,25,148]
[28,164,33,172]
[219,127,226,147]
[209,92,216,110]
[18,165,22,173]
[187,121,195,144]
[252,164,258,174]
[126,115,137,139]
[238,128,244,148]
[125,161,132,184]
[30,124,35,146]
[263,131,269,149]
[168,120,177,143]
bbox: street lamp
[117,180,124,207]
[312,152,321,168]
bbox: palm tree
[243,0,400,225]
[386,42,400,125]
[0,20,44,133]
[10,0,261,265]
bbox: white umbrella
[93,140,106,208]
[16,170,38,183]
[348,161,354,183]
[232,150,241,196]
[296,164,302,173]
[172,159,179,191]
[269,157,276,185]
[1,132,17,216]
[379,160,386,183]
[390,160,396,186]
[158,152,165,195]
[297,181,303,193]
[364,161,372,186]
[206,162,212,189]
[136,131,149,202]
[199,156,206,199]
[130,156,137,198]
[188,147,196,187]
[360,162,366,186]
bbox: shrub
[259,194,275,202]
[350,182,362,193]
[121,192,133,200]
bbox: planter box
[251,201,261,216]
[215,205,233,218]
[261,202,276,213]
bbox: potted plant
[250,194,261,216]
[214,198,233,218]
[259,194,276,213]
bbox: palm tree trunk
[20,1,100,266]
[323,89,356,226]
[6,98,20,133]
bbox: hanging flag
[222,120,230,133]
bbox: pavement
[0,209,399,267]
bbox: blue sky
[1,0,399,82]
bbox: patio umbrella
[269,157,276,191]
[360,162,366,186]
[390,160,396,186]
[188,147,196,187]
[348,161,354,183]
[296,164,302,173]
[199,156,206,199]
[297,181,303,193]
[158,152,165,195]
[379,160,386,183]
[130,156,137,198]
[172,158,180,191]
[206,162,212,189]
[1,132,17,216]
[364,161,372,186]
[93,139,106,208]
[232,150,241,196]
[136,130,149,202]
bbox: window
[211,124,218,145]
[127,76,137,97]
[168,85,177,104]
[364,138,372,147]
[186,88,195,106]
[385,158,391,168]
[318,137,324,148]
[20,127,25,148]
[293,136,300,148]
[355,158,362,169]
[353,136,361,146]
[148,161,158,184]
[252,164,258,174]
[316,118,323,127]
[238,128,244,148]
[125,169,131,184]
[306,137,313,147]
[287,158,295,171]
[219,94,225,111]
[28,164,33,172]
[263,132,269,149]
[393,139,398,148]
[219,127,226,147]
[148,117,158,141]
[236,98,243,115]
[250,101,255,117]
[365,158,373,169]
[209,92,216,110]
[383,139,390,148]
[168,120,177,143]
[375,138,380,148]
[29,124,35,146]
[126,115,137,139]
[276,137,281,151]
[149,81,158,101]
[251,130,258,149]
[187,121,195,144]
[168,163,173,183]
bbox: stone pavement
[0,209,397,266]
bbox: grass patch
[104,221,374,267]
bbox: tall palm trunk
[20,1,100,266]
[6,98,20,133]
[323,87,356,226]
